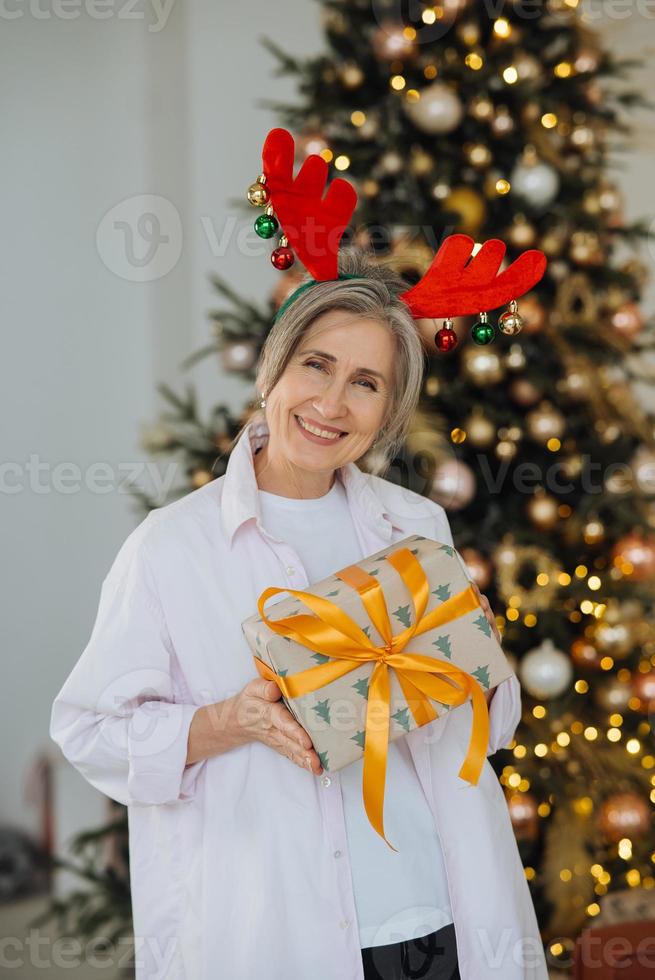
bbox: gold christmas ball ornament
[247,176,269,207]
[372,22,417,62]
[569,229,604,266]
[443,186,487,236]
[497,299,524,337]
[464,409,496,448]
[509,378,542,407]
[459,547,493,590]
[507,792,540,841]
[582,188,602,216]
[611,530,655,582]
[527,489,560,531]
[526,400,566,444]
[409,147,434,177]
[611,302,644,342]
[506,216,537,249]
[462,346,506,386]
[540,224,569,258]
[468,93,493,121]
[598,793,651,844]
[362,178,380,198]
[594,676,633,712]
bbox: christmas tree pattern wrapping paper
[241,535,516,788]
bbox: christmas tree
[49,1,655,972]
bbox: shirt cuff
[127,702,206,805]
[487,673,522,756]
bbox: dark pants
[361,922,460,980]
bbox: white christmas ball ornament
[519,639,573,699]
[404,83,463,135]
[429,459,476,511]
[509,159,560,209]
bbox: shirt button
[285,565,295,575]
[333,849,342,859]
[320,775,331,788]
[339,919,350,929]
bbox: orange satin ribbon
[253,545,489,851]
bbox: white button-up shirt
[50,419,548,980]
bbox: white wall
[1,0,653,845]
[1,0,323,841]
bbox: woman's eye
[304,360,376,391]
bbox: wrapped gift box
[241,533,516,775]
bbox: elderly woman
[50,246,548,980]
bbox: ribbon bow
[253,546,490,850]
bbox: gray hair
[229,244,427,476]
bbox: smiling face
[255,308,395,496]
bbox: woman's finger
[270,702,313,749]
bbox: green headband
[274,273,364,322]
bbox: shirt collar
[220,418,395,547]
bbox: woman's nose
[312,378,348,418]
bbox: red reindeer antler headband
[246,127,548,352]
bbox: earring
[260,392,266,408]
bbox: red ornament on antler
[249,127,548,347]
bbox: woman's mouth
[294,415,347,446]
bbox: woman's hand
[232,677,324,776]
[469,580,502,708]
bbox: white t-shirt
[257,474,453,948]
